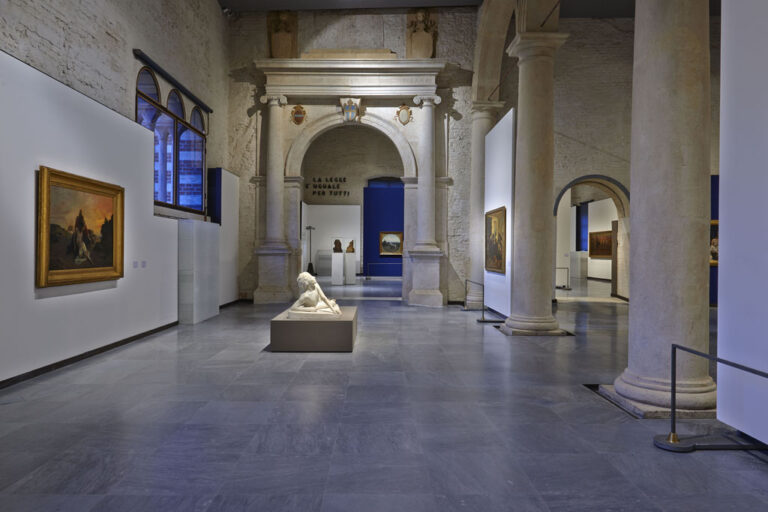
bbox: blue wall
[576,203,589,251]
[710,175,719,306]
[363,181,404,276]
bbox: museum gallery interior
[1,0,767,510]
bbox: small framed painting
[589,230,612,259]
[485,206,506,273]
[710,220,719,266]
[36,166,124,287]
[379,231,403,256]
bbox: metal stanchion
[464,279,505,323]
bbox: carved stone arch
[553,174,630,218]
[471,0,516,102]
[284,111,418,178]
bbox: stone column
[501,32,567,335]
[408,95,444,307]
[253,94,292,303]
[467,101,504,309]
[610,0,715,411]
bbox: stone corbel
[435,176,454,189]
[283,175,303,189]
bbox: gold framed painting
[379,231,403,256]
[36,166,124,287]
[589,231,612,259]
[485,206,506,273]
[710,220,719,266]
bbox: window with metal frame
[135,67,206,214]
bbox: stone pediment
[254,58,446,99]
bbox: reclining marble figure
[290,272,341,316]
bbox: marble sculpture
[290,272,341,315]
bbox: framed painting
[710,220,719,266]
[379,231,403,256]
[36,166,124,287]
[589,230,612,259]
[485,206,506,274]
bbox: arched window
[136,68,159,102]
[190,107,205,133]
[135,69,206,214]
[167,90,185,119]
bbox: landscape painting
[589,230,612,259]
[37,166,124,287]
[485,206,506,274]
[379,231,403,256]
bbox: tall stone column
[467,101,504,309]
[501,32,567,335]
[610,0,715,411]
[408,95,444,307]
[253,94,292,303]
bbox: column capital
[260,94,288,106]
[471,100,505,114]
[506,32,568,61]
[413,94,442,107]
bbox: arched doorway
[284,112,418,301]
[553,175,630,301]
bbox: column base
[599,384,716,419]
[610,368,717,411]
[499,313,565,336]
[407,246,444,307]
[253,243,293,304]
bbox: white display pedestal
[331,253,344,285]
[344,253,356,285]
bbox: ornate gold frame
[36,166,125,287]
[484,206,506,273]
[395,104,413,125]
[379,231,404,256]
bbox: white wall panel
[0,51,178,381]
[484,109,515,317]
[717,0,768,444]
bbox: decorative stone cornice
[260,94,288,106]
[401,176,418,185]
[254,59,445,99]
[250,175,266,186]
[506,32,568,60]
[413,94,442,106]
[435,176,454,187]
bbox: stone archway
[283,112,419,300]
[554,174,630,300]
[285,111,417,178]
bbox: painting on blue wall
[379,231,403,256]
[710,220,719,266]
[485,206,506,274]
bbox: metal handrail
[464,279,504,323]
[654,343,768,453]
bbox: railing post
[667,344,679,444]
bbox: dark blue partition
[363,180,404,277]
[207,167,222,225]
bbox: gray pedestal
[270,306,357,352]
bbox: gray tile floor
[1,300,766,511]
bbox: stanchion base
[654,432,768,453]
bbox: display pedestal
[270,306,357,352]
[344,253,356,285]
[331,253,344,285]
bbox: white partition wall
[219,169,240,305]
[484,109,515,317]
[717,0,768,444]
[301,203,361,275]
[0,51,178,381]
